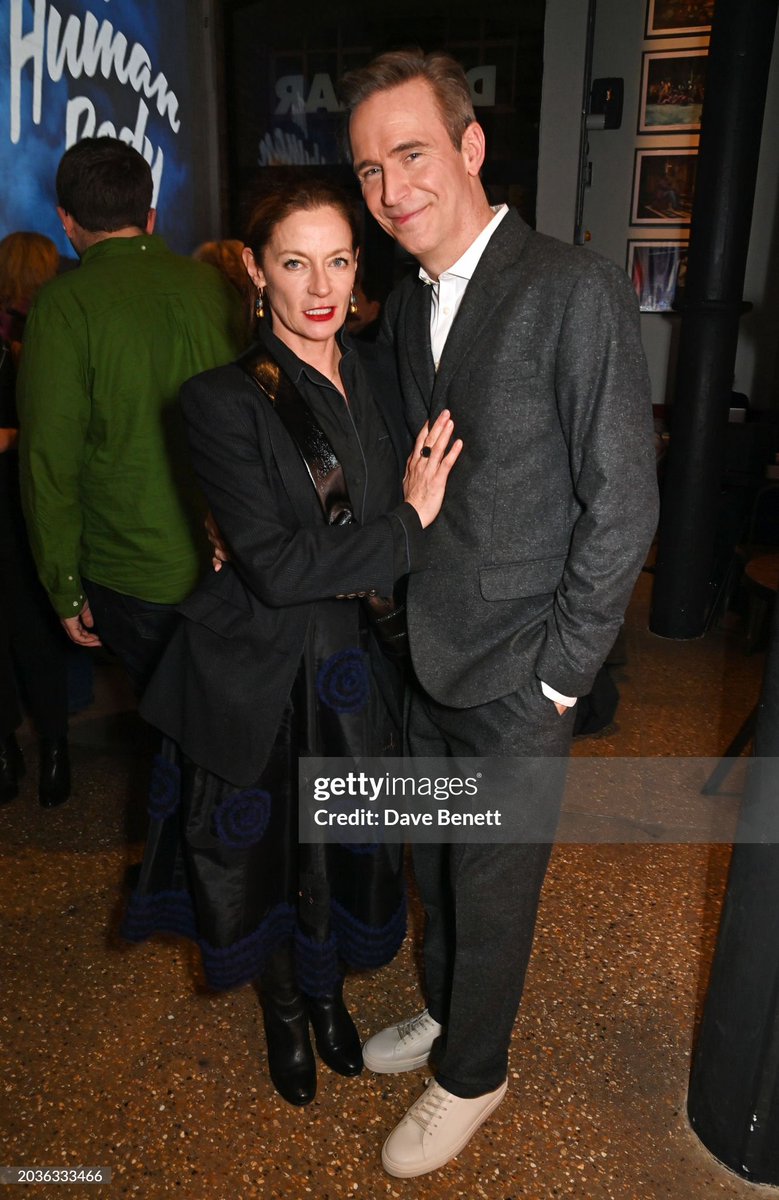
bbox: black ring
[420,446,432,458]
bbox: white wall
[537,0,779,408]
[536,0,589,243]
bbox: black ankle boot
[305,980,363,1077]
[258,947,316,1106]
[39,737,71,808]
[0,734,24,804]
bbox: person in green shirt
[17,137,245,692]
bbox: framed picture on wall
[645,0,714,37]
[638,48,707,133]
[627,239,689,312]
[631,148,698,225]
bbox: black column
[688,596,779,1182]
[649,0,778,638]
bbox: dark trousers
[0,542,69,740]
[83,579,180,695]
[407,675,575,1099]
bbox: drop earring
[255,287,265,319]
[349,290,358,315]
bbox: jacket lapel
[402,277,436,420]
[356,341,412,475]
[430,210,531,417]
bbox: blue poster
[1,0,203,254]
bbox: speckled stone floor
[2,570,778,1199]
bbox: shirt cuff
[387,503,427,577]
[49,572,86,619]
[540,680,577,707]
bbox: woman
[123,177,461,1106]
[191,238,253,308]
[0,232,60,354]
[0,232,72,807]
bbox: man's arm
[536,256,659,699]
[17,295,92,622]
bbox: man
[341,50,659,1178]
[18,137,245,693]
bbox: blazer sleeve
[535,257,659,697]
[180,368,413,608]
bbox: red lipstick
[304,307,336,322]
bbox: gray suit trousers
[407,677,574,1098]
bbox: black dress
[123,330,406,994]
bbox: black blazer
[140,339,412,786]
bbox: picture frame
[645,0,714,38]
[638,48,707,134]
[627,239,689,312]
[631,148,698,225]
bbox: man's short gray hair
[339,48,476,153]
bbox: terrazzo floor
[2,570,777,1200]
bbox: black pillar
[688,598,779,1182]
[649,0,778,638]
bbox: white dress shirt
[418,204,576,709]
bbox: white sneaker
[381,1077,508,1178]
[362,1009,442,1074]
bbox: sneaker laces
[397,1010,434,1042]
[408,1081,453,1132]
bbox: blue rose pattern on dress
[214,788,272,849]
[148,755,181,820]
[316,648,370,714]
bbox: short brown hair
[243,170,361,263]
[339,48,475,152]
[56,137,152,232]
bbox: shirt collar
[254,319,353,387]
[418,204,509,288]
[80,233,168,265]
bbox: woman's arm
[182,371,456,608]
[204,410,461,572]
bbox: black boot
[257,946,316,1106]
[305,979,363,1077]
[39,737,70,808]
[0,734,24,804]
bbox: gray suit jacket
[385,209,659,707]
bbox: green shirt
[17,234,245,616]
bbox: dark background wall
[220,0,546,293]
[1,0,776,411]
